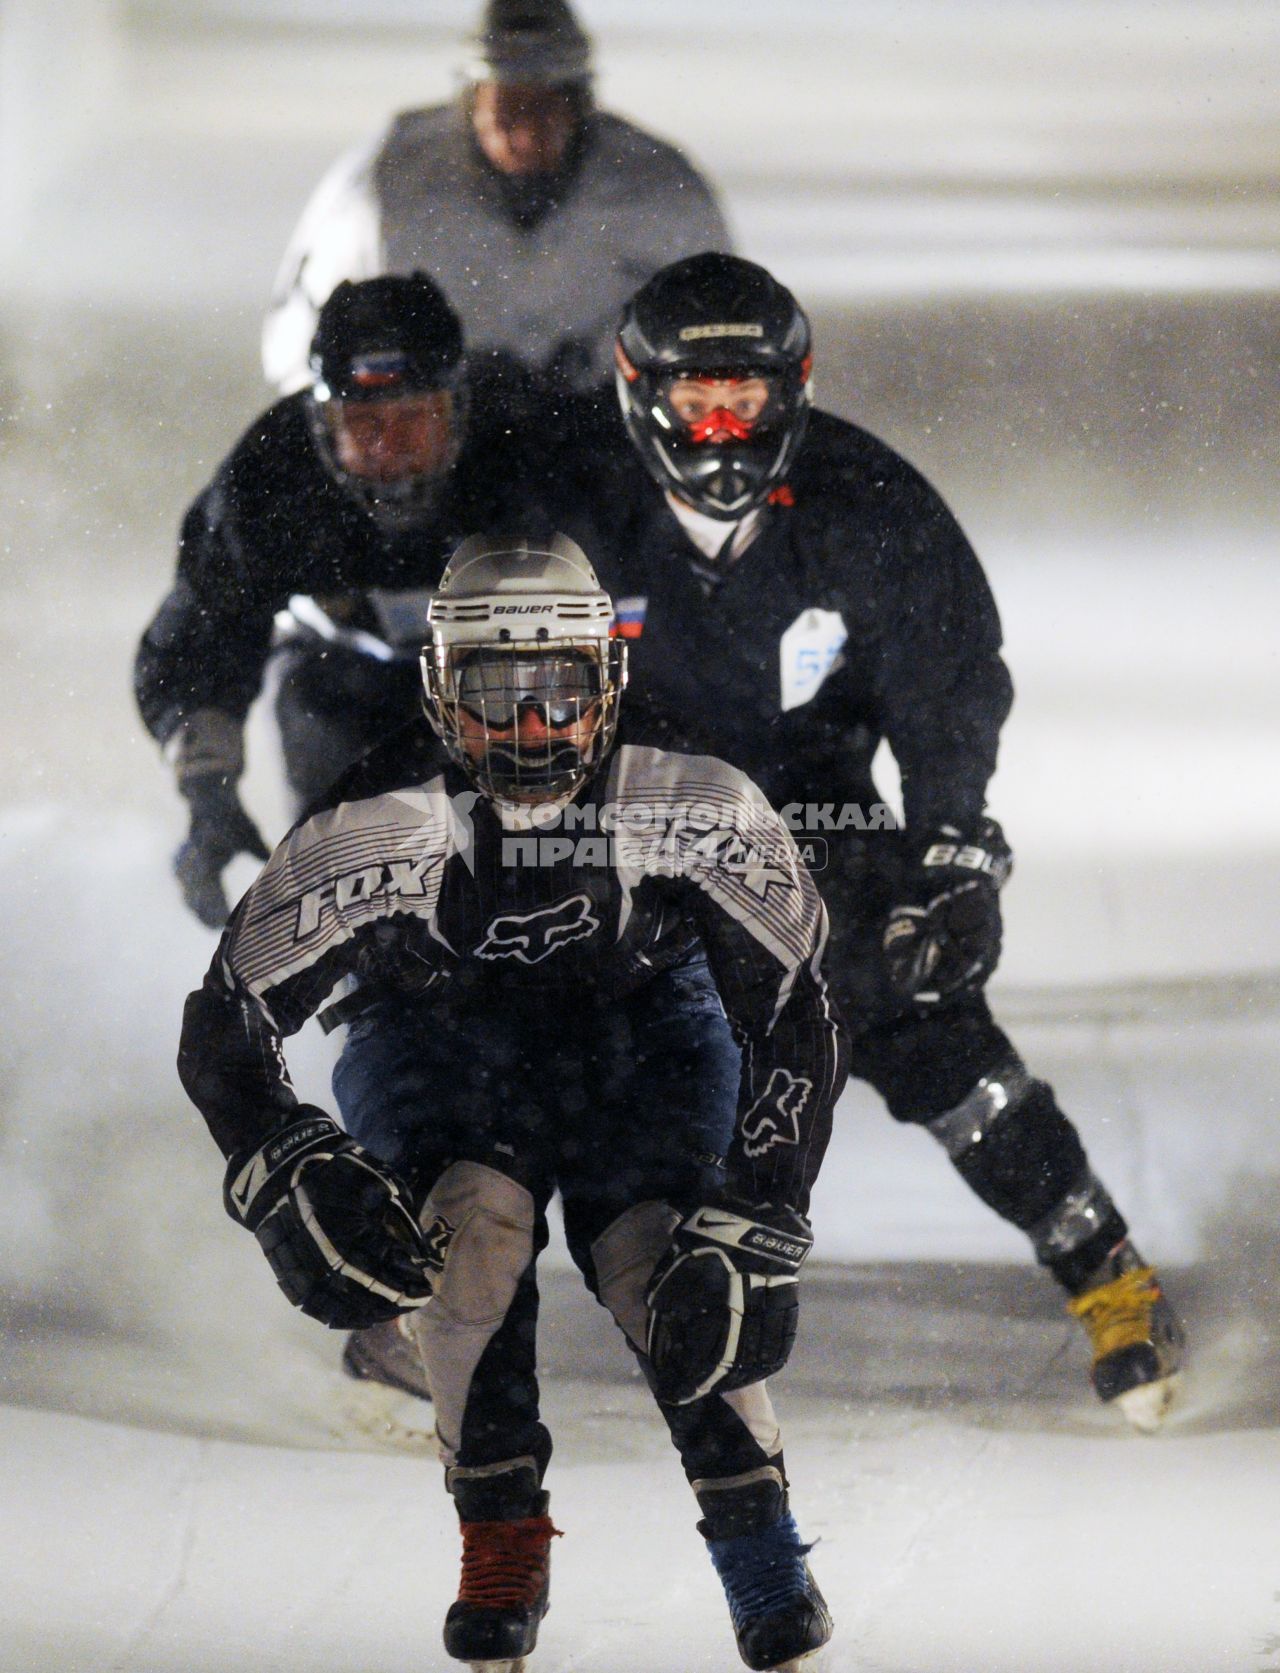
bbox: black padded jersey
[178,715,846,1213]
[133,391,527,745]
[544,407,1014,833]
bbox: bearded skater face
[327,390,460,486]
[471,82,578,177]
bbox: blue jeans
[331,954,779,1488]
[332,950,741,1255]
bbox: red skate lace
[457,1515,562,1609]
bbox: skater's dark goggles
[455,651,602,729]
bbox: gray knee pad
[590,1207,783,1456]
[407,1160,537,1464]
[718,1382,782,1457]
[590,1200,681,1350]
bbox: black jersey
[133,392,525,746]
[547,408,1014,833]
[179,715,846,1213]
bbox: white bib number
[779,607,848,712]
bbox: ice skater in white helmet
[178,535,846,1673]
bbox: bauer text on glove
[883,817,1012,1004]
[223,1109,437,1329]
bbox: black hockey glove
[174,776,270,929]
[645,1200,813,1406]
[883,818,1012,1005]
[223,1109,437,1329]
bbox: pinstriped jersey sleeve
[178,782,458,1157]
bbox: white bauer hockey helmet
[422,533,627,802]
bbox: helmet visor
[323,390,459,486]
[455,648,603,729]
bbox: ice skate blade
[466,1661,526,1672]
[1114,1371,1182,1434]
[760,1647,828,1673]
[340,1382,438,1453]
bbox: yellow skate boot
[1068,1241,1185,1433]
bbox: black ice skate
[1068,1239,1186,1433]
[705,1512,833,1671]
[444,1463,560,1671]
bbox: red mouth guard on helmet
[687,408,756,444]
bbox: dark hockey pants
[270,642,421,814]
[332,954,787,1500]
[819,832,1126,1293]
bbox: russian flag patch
[351,351,410,388]
[610,596,648,639]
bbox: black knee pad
[922,1062,1129,1285]
[941,1076,1090,1229]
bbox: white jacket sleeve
[261,136,387,394]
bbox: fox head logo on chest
[474,892,601,965]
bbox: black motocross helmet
[615,252,812,520]
[307,273,469,533]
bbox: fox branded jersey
[179,719,846,1213]
[548,409,1014,834]
[133,393,522,747]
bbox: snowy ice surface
[2,7,1279,1672]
